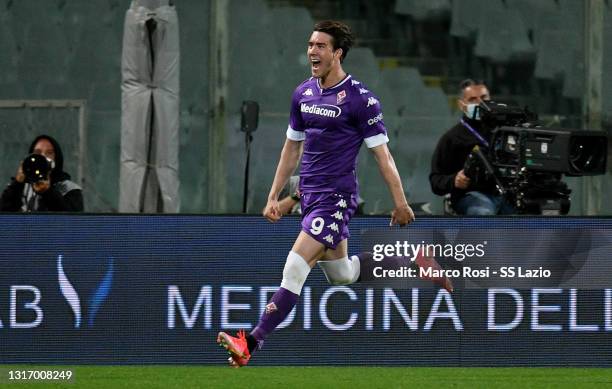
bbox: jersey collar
[317,74,352,94]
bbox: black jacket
[0,135,83,212]
[429,117,495,203]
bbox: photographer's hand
[454,170,471,189]
[15,162,25,184]
[32,172,51,194]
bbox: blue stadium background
[1,214,612,366]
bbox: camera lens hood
[22,154,51,183]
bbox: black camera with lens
[22,154,54,184]
[466,101,608,214]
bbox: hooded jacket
[0,135,83,212]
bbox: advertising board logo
[57,255,114,328]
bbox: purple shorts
[300,192,358,249]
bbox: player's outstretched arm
[263,139,303,223]
[370,144,415,226]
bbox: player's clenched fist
[263,199,282,223]
[391,204,415,226]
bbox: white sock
[280,251,311,295]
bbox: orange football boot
[217,330,251,367]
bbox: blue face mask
[465,103,481,120]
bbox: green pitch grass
[2,366,612,388]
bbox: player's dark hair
[313,20,354,63]
[459,78,487,98]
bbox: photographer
[429,79,513,215]
[0,135,83,212]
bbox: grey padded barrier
[119,0,181,213]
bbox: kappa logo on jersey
[367,112,384,125]
[359,88,369,95]
[331,211,343,221]
[337,90,346,104]
[366,97,379,108]
[327,222,339,233]
[351,80,360,86]
[323,234,334,245]
[301,103,342,118]
[302,88,313,96]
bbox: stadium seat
[505,0,558,36]
[534,30,570,80]
[450,0,482,38]
[408,86,454,133]
[269,7,314,95]
[377,67,429,139]
[379,67,426,115]
[474,8,534,62]
[357,145,393,214]
[394,0,451,21]
[380,66,425,92]
[392,129,442,211]
[343,47,381,90]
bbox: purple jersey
[286,75,389,194]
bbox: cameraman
[0,135,83,212]
[429,79,513,215]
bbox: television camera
[463,101,608,215]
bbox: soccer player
[218,20,429,367]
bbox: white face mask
[46,157,55,170]
[465,103,481,120]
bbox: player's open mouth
[311,59,320,70]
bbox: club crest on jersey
[337,90,346,104]
[265,302,278,314]
[302,88,313,96]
